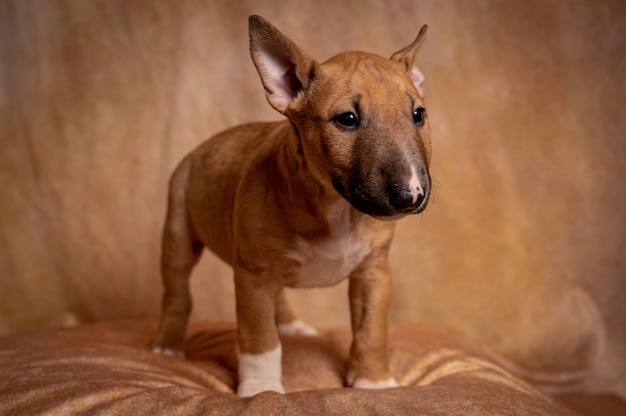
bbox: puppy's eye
[413,107,426,126]
[334,112,359,129]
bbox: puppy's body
[153,16,432,397]
[166,120,392,281]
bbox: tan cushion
[0,320,572,415]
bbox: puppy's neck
[274,122,354,235]
[279,124,339,203]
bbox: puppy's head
[249,15,431,219]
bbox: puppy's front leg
[346,252,398,389]
[234,264,285,397]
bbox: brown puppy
[152,15,431,397]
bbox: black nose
[389,185,425,210]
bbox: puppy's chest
[286,205,372,288]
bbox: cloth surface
[0,320,573,415]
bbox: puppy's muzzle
[338,173,431,218]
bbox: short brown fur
[153,15,431,397]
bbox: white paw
[237,344,284,397]
[277,319,318,336]
[152,345,185,359]
[237,379,285,397]
[352,377,398,389]
[346,370,357,387]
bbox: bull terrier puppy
[152,15,431,397]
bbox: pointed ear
[390,25,428,98]
[249,15,318,114]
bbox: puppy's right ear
[249,15,318,114]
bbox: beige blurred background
[1,0,624,397]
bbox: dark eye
[413,107,426,126]
[334,112,359,129]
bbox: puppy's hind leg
[275,289,318,336]
[152,163,202,357]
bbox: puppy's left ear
[390,25,428,98]
[249,15,319,114]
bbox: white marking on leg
[408,164,424,204]
[353,377,399,389]
[277,319,318,336]
[151,346,185,359]
[237,344,285,397]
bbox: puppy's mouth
[332,179,430,219]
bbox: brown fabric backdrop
[1,0,624,398]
